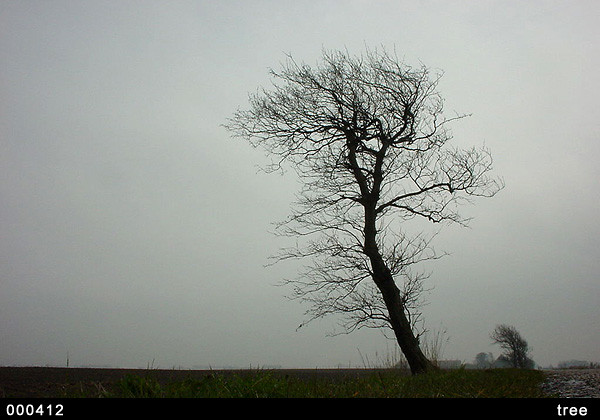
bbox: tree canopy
[227,47,503,374]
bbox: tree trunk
[370,255,437,375]
[378,275,437,374]
[363,206,437,375]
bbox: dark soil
[0,366,401,398]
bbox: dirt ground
[540,369,600,398]
[0,366,400,398]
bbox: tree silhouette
[491,324,533,368]
[227,47,502,374]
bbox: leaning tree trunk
[379,274,437,374]
[364,207,437,375]
[369,251,437,374]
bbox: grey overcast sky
[1,1,598,369]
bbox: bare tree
[490,324,533,369]
[474,352,494,369]
[226,47,502,374]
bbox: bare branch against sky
[226,47,503,374]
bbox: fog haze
[1,1,598,369]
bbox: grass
[79,368,549,398]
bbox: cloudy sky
[1,1,598,369]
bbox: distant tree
[490,324,534,368]
[227,47,502,375]
[474,352,494,369]
[558,360,591,369]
